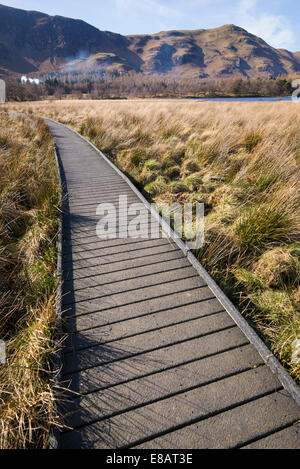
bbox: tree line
[5,71,296,101]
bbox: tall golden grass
[9,99,300,383]
[0,113,59,448]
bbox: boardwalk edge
[49,144,64,449]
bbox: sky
[2,0,300,51]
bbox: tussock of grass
[8,99,300,383]
[143,159,160,171]
[0,114,59,449]
[243,130,263,152]
[185,172,203,190]
[145,176,167,196]
[232,200,296,254]
[169,180,189,194]
[181,158,200,177]
[164,165,181,180]
[254,247,300,289]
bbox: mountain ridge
[126,24,300,78]
[0,3,299,79]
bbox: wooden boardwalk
[47,118,300,449]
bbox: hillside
[0,4,141,77]
[294,52,300,62]
[0,3,299,79]
[127,25,300,78]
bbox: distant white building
[0,79,6,103]
[21,76,41,85]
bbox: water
[185,96,293,102]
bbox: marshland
[2,98,300,446]
[0,112,59,448]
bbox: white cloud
[115,0,182,20]
[108,0,298,48]
[114,0,218,32]
[237,0,296,49]
[114,0,185,32]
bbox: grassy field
[8,99,300,385]
[0,112,59,448]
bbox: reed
[0,114,59,449]
[9,99,300,382]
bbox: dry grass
[0,113,59,448]
[8,99,300,383]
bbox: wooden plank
[60,367,282,449]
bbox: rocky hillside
[294,52,300,63]
[0,3,299,79]
[127,25,300,78]
[0,4,141,77]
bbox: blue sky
[3,0,300,51]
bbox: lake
[185,96,294,102]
